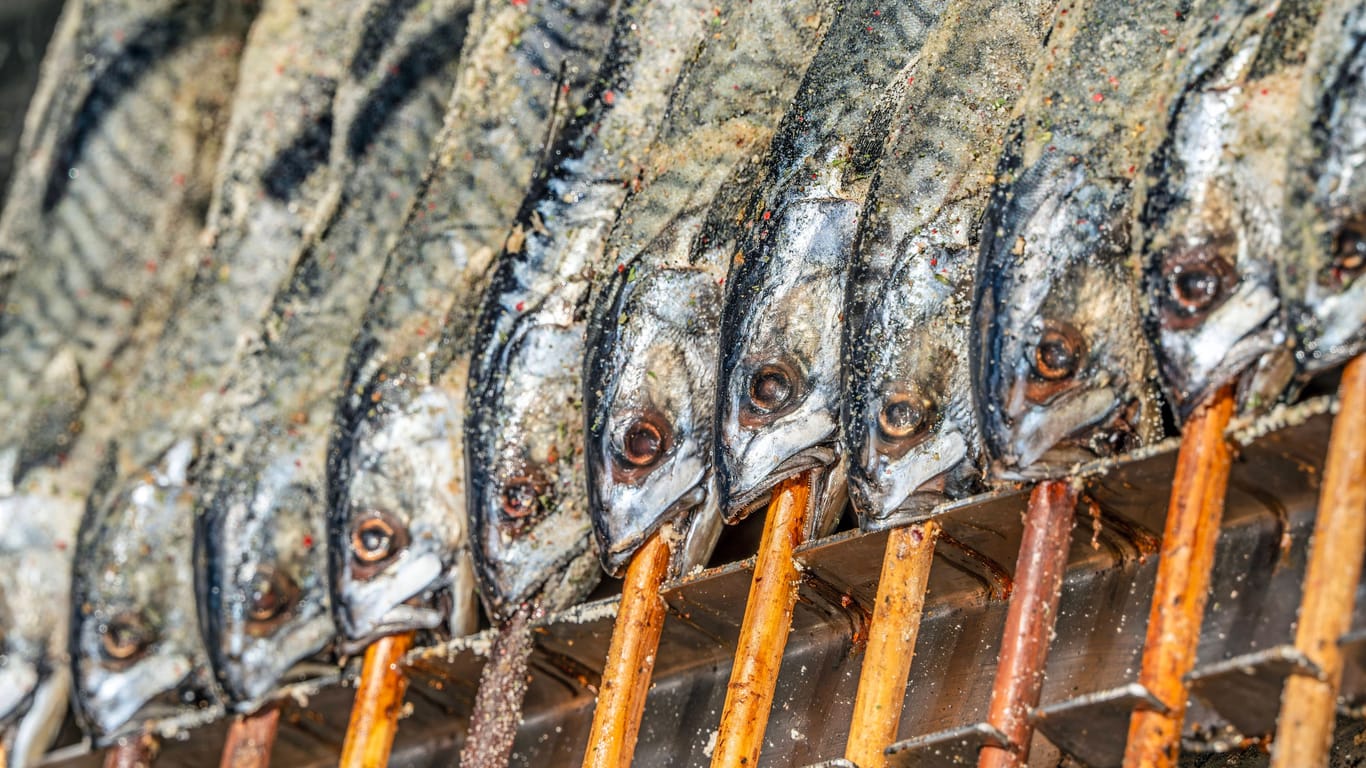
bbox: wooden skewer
[582,531,672,768]
[339,631,416,768]
[1123,383,1236,768]
[710,471,813,768]
[103,732,160,768]
[844,520,940,768]
[218,703,281,768]
[977,479,1078,768]
[459,602,537,768]
[1271,356,1366,766]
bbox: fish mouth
[998,386,1120,480]
[1159,282,1281,418]
[600,486,706,577]
[855,472,950,533]
[81,654,195,742]
[724,443,838,523]
[221,612,335,711]
[1300,275,1366,373]
[337,552,448,654]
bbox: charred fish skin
[1279,0,1366,373]
[842,0,1055,531]
[970,0,1190,481]
[70,440,223,744]
[197,0,474,711]
[1137,0,1318,420]
[712,0,947,532]
[464,0,753,620]
[581,0,839,577]
[329,0,617,653]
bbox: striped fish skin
[463,0,742,621]
[971,0,1187,481]
[713,0,948,533]
[1138,0,1316,420]
[64,0,371,733]
[329,0,617,652]
[196,0,475,711]
[842,0,1054,531]
[0,2,252,760]
[1279,0,1366,373]
[581,0,833,577]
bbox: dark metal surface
[44,397,1366,766]
[1033,684,1170,768]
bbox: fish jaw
[717,195,858,527]
[79,653,195,742]
[466,321,599,621]
[332,384,473,649]
[200,445,334,709]
[585,268,723,577]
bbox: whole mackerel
[65,0,377,736]
[329,0,617,654]
[582,0,843,577]
[1137,0,1318,419]
[196,0,474,711]
[0,1,251,761]
[970,0,1193,479]
[1279,0,1366,373]
[842,0,1055,529]
[712,0,948,535]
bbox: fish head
[1141,54,1291,417]
[975,160,1158,479]
[71,440,220,742]
[585,267,724,577]
[200,436,333,709]
[467,321,599,621]
[845,245,982,530]
[1283,6,1366,372]
[331,376,475,652]
[716,195,860,528]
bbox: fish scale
[842,0,1056,530]
[581,0,843,577]
[328,0,617,654]
[712,0,950,534]
[194,0,475,711]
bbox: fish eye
[746,360,800,417]
[350,509,409,570]
[244,566,299,632]
[616,416,670,470]
[100,611,153,664]
[499,469,548,522]
[1032,323,1085,382]
[878,391,935,443]
[1160,247,1236,327]
[1332,218,1366,280]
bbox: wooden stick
[710,472,813,768]
[218,703,280,768]
[583,531,672,768]
[103,732,160,768]
[339,631,416,768]
[977,479,1078,768]
[845,520,940,768]
[459,602,537,768]
[1123,383,1236,768]
[1271,356,1366,766]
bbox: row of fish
[0,0,1363,763]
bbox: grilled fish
[196,0,473,710]
[329,0,617,653]
[714,0,950,534]
[1279,0,1366,373]
[842,0,1054,530]
[1137,0,1316,418]
[582,0,837,576]
[970,0,1189,480]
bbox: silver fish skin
[197,0,474,711]
[1279,0,1366,373]
[842,0,1054,531]
[970,0,1190,481]
[581,0,837,577]
[329,0,616,653]
[70,440,222,744]
[1137,0,1316,419]
[464,0,751,620]
[65,0,373,732]
[713,0,947,531]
